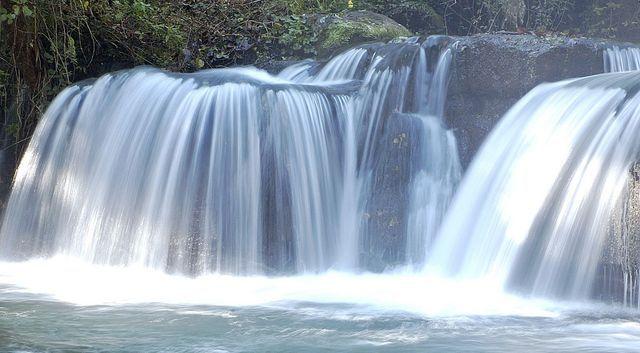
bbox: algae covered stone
[315,11,411,57]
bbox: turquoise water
[2,289,640,353]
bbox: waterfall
[429,71,640,300]
[405,40,461,265]
[406,116,460,265]
[605,46,640,72]
[0,38,460,275]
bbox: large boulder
[313,11,411,58]
[381,1,445,35]
[445,34,608,167]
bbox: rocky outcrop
[383,1,445,35]
[445,34,610,167]
[313,11,411,58]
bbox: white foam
[0,256,557,318]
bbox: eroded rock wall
[446,34,606,167]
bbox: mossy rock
[384,0,445,34]
[314,11,411,58]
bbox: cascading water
[428,70,640,303]
[406,116,459,265]
[3,30,638,304]
[405,40,460,265]
[605,46,640,72]
[0,37,460,276]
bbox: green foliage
[0,66,8,136]
[272,15,318,58]
[524,0,575,31]
[5,121,19,140]
[107,0,186,67]
[435,0,577,34]
[0,0,33,25]
[433,0,506,34]
[364,0,439,18]
[0,0,192,151]
[586,1,640,40]
[279,0,348,15]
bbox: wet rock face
[597,163,640,307]
[361,113,423,272]
[445,34,607,167]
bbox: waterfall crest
[0,38,460,275]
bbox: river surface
[0,257,639,353]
